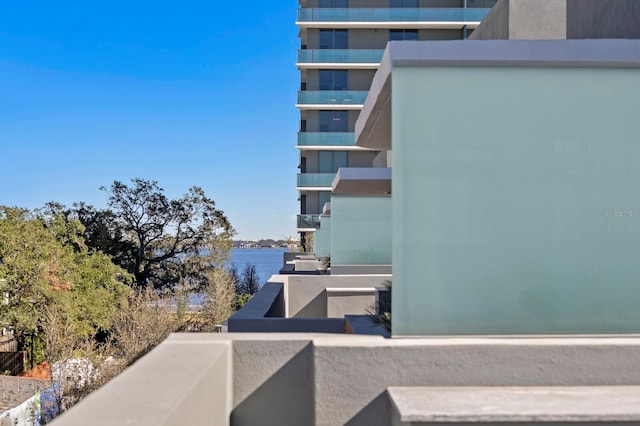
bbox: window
[318,151,348,173]
[319,111,348,132]
[319,0,348,6]
[390,0,418,7]
[318,192,331,210]
[389,29,419,41]
[319,29,348,49]
[319,70,348,90]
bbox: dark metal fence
[0,352,24,376]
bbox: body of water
[229,248,289,287]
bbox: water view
[229,247,289,287]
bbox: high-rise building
[295,0,496,250]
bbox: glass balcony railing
[297,8,491,23]
[297,91,368,106]
[297,173,336,188]
[298,132,355,147]
[297,214,321,230]
[297,49,384,64]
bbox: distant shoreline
[232,246,290,250]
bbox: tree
[0,206,130,366]
[238,263,260,296]
[71,179,234,290]
[201,268,237,330]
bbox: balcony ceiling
[332,167,391,196]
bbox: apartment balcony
[297,8,491,29]
[296,91,368,110]
[297,173,336,190]
[297,132,368,151]
[297,214,321,231]
[297,49,383,69]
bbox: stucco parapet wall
[55,333,640,425]
[228,282,284,320]
[388,386,640,424]
[355,39,640,150]
[52,333,233,426]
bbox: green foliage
[225,263,259,311]
[0,180,238,412]
[109,288,177,365]
[201,268,236,330]
[233,293,253,311]
[65,179,236,290]
[238,263,260,295]
[0,206,131,366]
[57,253,131,337]
[0,207,61,340]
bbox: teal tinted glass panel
[297,173,335,187]
[314,217,332,257]
[297,214,321,229]
[331,196,392,266]
[298,132,355,147]
[392,66,640,335]
[298,49,384,64]
[297,91,368,105]
[319,191,332,208]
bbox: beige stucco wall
[350,29,391,49]
[54,334,640,426]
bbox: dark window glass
[318,192,331,210]
[300,194,307,214]
[390,0,418,7]
[319,70,348,90]
[319,0,348,6]
[318,151,348,173]
[389,29,419,41]
[319,29,348,49]
[319,111,348,132]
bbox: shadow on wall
[231,342,314,426]
[294,290,327,318]
[345,391,390,426]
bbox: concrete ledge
[331,264,391,275]
[345,314,390,337]
[388,386,640,425]
[228,281,346,332]
[326,287,377,295]
[228,282,284,321]
[53,335,640,425]
[286,274,391,318]
[294,259,323,272]
[52,334,231,426]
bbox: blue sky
[0,1,300,240]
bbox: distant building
[295,0,496,250]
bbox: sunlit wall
[314,215,331,257]
[392,65,640,335]
[331,196,392,266]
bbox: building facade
[295,0,496,249]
